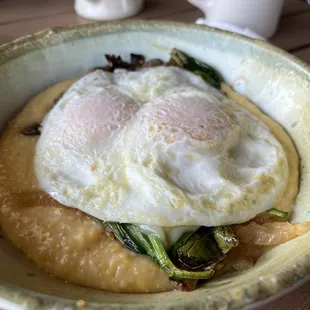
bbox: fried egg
[35,67,289,228]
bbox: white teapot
[75,0,144,21]
[188,0,284,38]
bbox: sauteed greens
[169,48,222,89]
[101,48,222,89]
[107,223,237,284]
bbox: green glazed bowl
[0,21,310,310]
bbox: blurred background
[0,0,309,64]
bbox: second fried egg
[35,67,289,227]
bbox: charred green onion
[170,226,238,271]
[107,222,216,280]
[107,222,144,254]
[212,226,239,254]
[170,227,221,270]
[169,48,222,89]
[107,222,238,282]
[266,208,289,218]
[149,233,215,281]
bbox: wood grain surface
[0,1,310,309]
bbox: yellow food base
[0,79,299,293]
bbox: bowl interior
[0,21,310,310]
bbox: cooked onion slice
[233,221,310,246]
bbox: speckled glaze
[0,21,310,310]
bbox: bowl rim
[0,19,310,73]
[0,20,310,310]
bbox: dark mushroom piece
[130,53,145,67]
[21,123,41,136]
[145,58,164,67]
[105,54,135,71]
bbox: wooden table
[0,1,310,309]
[1,0,310,63]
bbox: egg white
[35,67,289,228]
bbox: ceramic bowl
[0,21,310,310]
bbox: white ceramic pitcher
[188,0,284,38]
[75,0,144,21]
